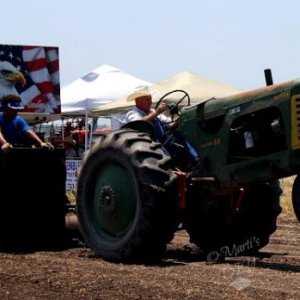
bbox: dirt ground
[0,212,299,300]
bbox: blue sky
[1,0,300,91]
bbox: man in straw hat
[0,99,53,154]
[125,86,199,165]
[125,85,175,140]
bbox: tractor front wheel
[185,182,282,261]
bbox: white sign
[65,159,82,190]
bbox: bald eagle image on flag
[0,44,60,113]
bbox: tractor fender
[121,120,157,140]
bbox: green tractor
[76,71,300,262]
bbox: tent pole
[85,100,88,152]
[89,117,94,149]
[62,117,65,140]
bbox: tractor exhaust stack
[264,69,274,86]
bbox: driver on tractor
[125,86,199,170]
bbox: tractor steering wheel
[155,90,191,120]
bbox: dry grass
[66,189,76,204]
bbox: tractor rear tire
[185,182,282,261]
[292,174,300,222]
[76,129,178,262]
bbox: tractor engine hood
[180,79,296,122]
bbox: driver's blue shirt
[125,107,171,140]
[125,107,199,163]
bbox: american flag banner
[0,44,60,113]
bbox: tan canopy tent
[92,71,242,116]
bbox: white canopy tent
[61,64,152,115]
[91,71,242,116]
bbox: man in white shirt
[125,86,199,166]
[125,88,175,140]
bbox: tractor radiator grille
[291,95,300,149]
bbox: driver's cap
[0,100,24,111]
